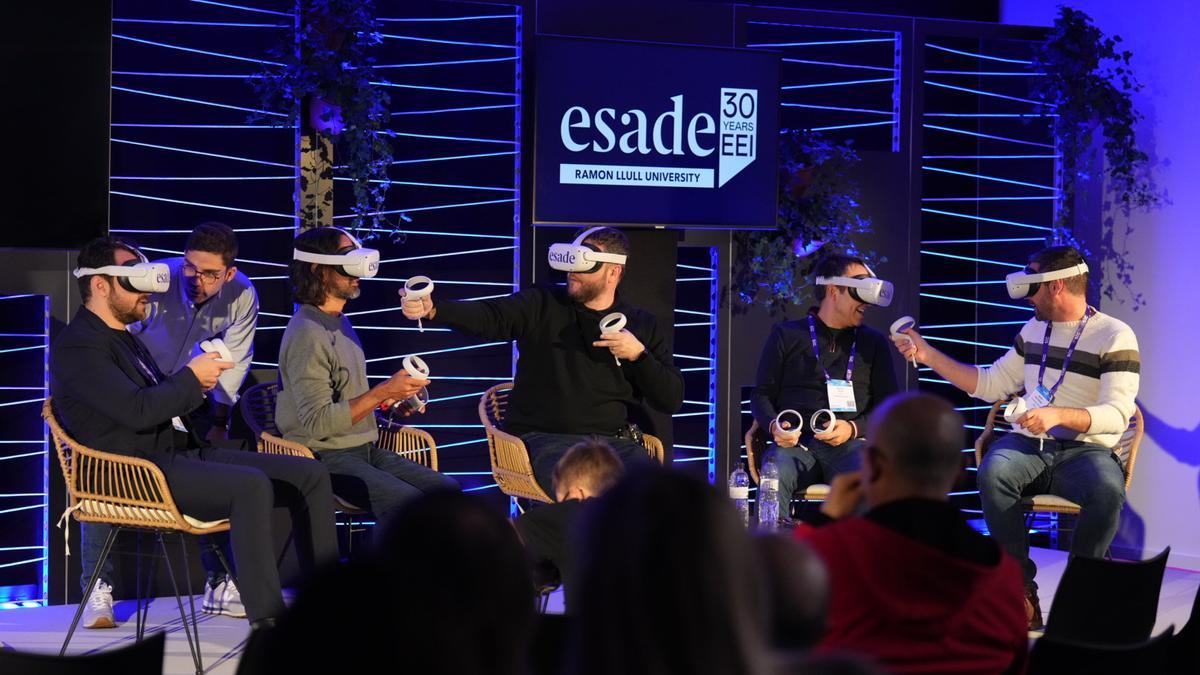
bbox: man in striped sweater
[893,245,1140,630]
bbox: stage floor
[0,547,1194,674]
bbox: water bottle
[729,462,750,528]
[759,453,780,532]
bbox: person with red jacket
[794,392,1028,674]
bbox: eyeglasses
[181,263,226,285]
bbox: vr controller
[890,315,918,368]
[599,312,626,365]
[199,338,233,364]
[403,276,435,333]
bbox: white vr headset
[815,267,894,307]
[73,247,170,294]
[547,226,628,273]
[1005,262,1088,299]
[293,227,380,278]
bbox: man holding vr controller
[751,253,900,522]
[400,226,684,495]
[276,228,459,533]
[892,245,1140,630]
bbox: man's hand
[381,371,430,402]
[892,327,934,366]
[1017,407,1062,436]
[813,419,854,446]
[592,329,645,362]
[399,288,435,320]
[187,352,234,391]
[770,420,802,449]
[819,471,865,520]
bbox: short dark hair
[75,236,140,303]
[552,439,624,496]
[289,227,348,305]
[186,221,238,267]
[869,393,965,490]
[813,253,867,302]
[1029,245,1088,295]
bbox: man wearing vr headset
[401,226,684,495]
[893,245,1140,630]
[751,253,899,522]
[50,237,338,631]
[276,227,459,532]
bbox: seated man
[51,237,338,630]
[794,393,1027,674]
[751,253,898,520]
[893,245,1139,629]
[514,439,623,608]
[79,222,260,627]
[276,227,459,533]
[401,226,684,494]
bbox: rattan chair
[743,419,831,509]
[44,399,233,675]
[479,383,665,504]
[975,399,1143,541]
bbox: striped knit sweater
[972,309,1140,448]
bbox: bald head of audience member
[862,393,965,506]
[755,534,830,651]
[553,439,624,502]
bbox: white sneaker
[201,577,247,619]
[82,581,115,629]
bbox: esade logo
[557,89,758,190]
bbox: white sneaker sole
[83,614,115,629]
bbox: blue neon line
[675,354,712,362]
[113,225,292,234]
[674,456,711,463]
[114,71,265,78]
[680,367,710,372]
[461,293,513,302]
[0,387,42,391]
[378,14,516,22]
[356,228,513,240]
[924,336,1009,350]
[748,38,894,47]
[920,250,1023,268]
[0,451,46,462]
[0,347,45,355]
[0,504,45,516]
[746,20,892,34]
[112,175,293,181]
[381,245,515,263]
[351,325,451,332]
[111,138,293,168]
[922,238,1045,244]
[405,424,484,429]
[189,0,292,16]
[111,34,283,66]
[923,197,1056,202]
[0,334,43,337]
[392,150,517,165]
[921,207,1051,232]
[677,277,715,282]
[425,391,488,404]
[368,375,512,381]
[922,166,1057,191]
[781,57,893,72]
[112,85,287,117]
[920,293,1034,311]
[392,103,516,116]
[0,545,45,551]
[0,493,44,498]
[918,377,954,385]
[246,276,286,281]
[111,191,293,219]
[0,295,37,300]
[923,154,1061,159]
[390,131,516,145]
[364,342,507,363]
[925,43,1032,65]
[380,34,516,49]
[333,177,514,193]
[330,198,516,220]
[925,112,1056,118]
[674,308,710,316]
[369,278,512,287]
[923,124,1055,149]
[444,470,493,476]
[0,397,46,407]
[676,264,711,272]
[683,399,713,407]
[782,102,894,115]
[921,320,1027,329]
[783,77,894,90]
[926,70,1044,76]
[112,18,288,27]
[377,56,518,69]
[673,411,712,418]
[810,120,895,132]
[112,123,296,129]
[0,557,46,570]
[372,81,516,97]
[464,484,499,493]
[674,322,714,327]
[925,80,1054,108]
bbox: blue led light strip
[922,166,1057,191]
[923,124,1055,149]
[781,102,894,115]
[329,198,516,219]
[783,78,894,90]
[111,191,293,219]
[378,14,516,22]
[923,196,1056,202]
[924,81,1053,108]
[372,81,517,98]
[392,103,516,116]
[111,138,293,168]
[781,57,892,72]
[925,43,1033,65]
[922,237,1045,244]
[921,208,1051,232]
[363,342,508,363]
[380,245,515,263]
[748,38,894,48]
[923,336,1010,350]
[112,34,283,66]
[112,85,287,117]
[112,18,288,28]
[923,154,1061,159]
[921,320,1027,329]
[920,293,1034,311]
[190,0,292,16]
[392,150,516,165]
[810,120,895,132]
[926,70,1044,77]
[380,34,516,50]
[920,250,1023,269]
[389,130,517,145]
[377,56,518,69]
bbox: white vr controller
[199,338,233,364]
[810,409,837,435]
[403,276,435,333]
[1003,397,1028,424]
[599,312,626,365]
[773,409,804,435]
[399,355,432,413]
[890,315,918,368]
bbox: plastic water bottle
[759,453,780,532]
[729,462,750,528]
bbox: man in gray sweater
[276,228,459,533]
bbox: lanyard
[1038,306,1094,402]
[807,314,857,383]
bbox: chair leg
[208,538,238,588]
[159,534,204,675]
[179,535,202,650]
[61,526,119,656]
[136,533,163,641]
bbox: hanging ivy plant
[251,0,404,240]
[732,129,883,315]
[1031,6,1162,308]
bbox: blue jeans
[79,524,233,593]
[770,437,865,518]
[319,443,460,532]
[978,434,1126,588]
[521,432,651,496]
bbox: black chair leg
[179,534,202,650]
[159,534,203,675]
[61,526,119,656]
[208,539,238,588]
[136,531,162,641]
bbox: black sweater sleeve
[853,331,900,434]
[751,323,786,431]
[431,289,544,342]
[625,313,684,414]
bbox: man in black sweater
[751,253,899,520]
[50,237,338,630]
[401,227,684,494]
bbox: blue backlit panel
[672,248,719,483]
[0,295,49,608]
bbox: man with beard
[893,245,1140,630]
[400,227,684,495]
[275,227,459,533]
[51,237,338,631]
